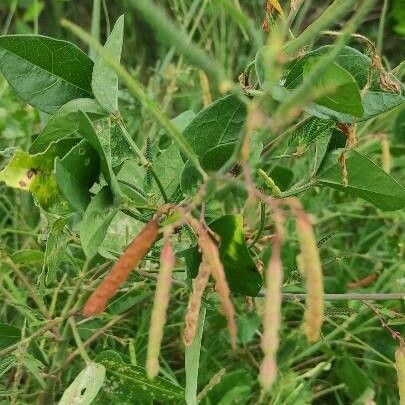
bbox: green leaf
[183,94,246,158]
[317,150,405,211]
[0,324,20,350]
[184,215,262,296]
[55,139,100,212]
[393,108,405,144]
[80,187,119,259]
[92,15,124,113]
[151,143,184,202]
[0,140,75,212]
[76,111,121,198]
[30,112,81,154]
[39,217,70,286]
[0,35,93,113]
[59,362,106,405]
[303,58,363,117]
[258,45,405,122]
[289,117,336,147]
[94,351,184,404]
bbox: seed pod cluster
[396,346,405,405]
[82,218,159,317]
[146,236,175,380]
[187,216,237,349]
[295,209,324,343]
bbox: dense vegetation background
[0,1,404,404]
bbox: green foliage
[0,35,93,113]
[0,2,404,404]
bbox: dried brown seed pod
[82,218,159,317]
[146,237,175,380]
[183,258,211,347]
[188,216,237,349]
[259,234,283,391]
[396,346,405,405]
[295,209,324,343]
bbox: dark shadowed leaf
[184,214,262,296]
[55,139,100,212]
[0,35,93,113]
[0,324,20,350]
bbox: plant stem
[68,317,91,364]
[376,0,388,55]
[270,292,405,301]
[61,18,207,180]
[185,306,206,405]
[117,120,169,202]
[90,0,101,60]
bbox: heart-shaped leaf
[0,35,93,113]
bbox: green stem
[249,202,266,248]
[376,0,388,55]
[90,0,101,60]
[185,306,206,405]
[68,317,91,364]
[61,18,207,180]
[117,120,169,203]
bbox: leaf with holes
[59,362,106,405]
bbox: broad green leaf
[280,45,405,122]
[106,290,151,315]
[0,35,93,113]
[80,187,119,259]
[151,143,184,202]
[92,15,124,113]
[183,94,246,158]
[0,324,20,350]
[76,111,121,198]
[93,351,184,404]
[39,217,70,286]
[12,249,44,265]
[184,215,262,296]
[30,112,81,154]
[0,140,75,212]
[59,362,106,405]
[303,58,363,117]
[259,166,294,191]
[55,139,100,212]
[317,150,405,211]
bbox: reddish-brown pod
[83,218,159,317]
